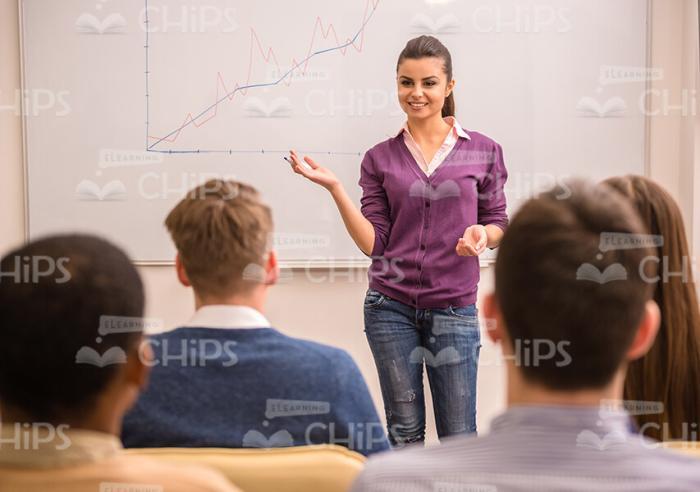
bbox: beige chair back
[125,445,366,492]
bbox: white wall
[648,0,700,278]
[649,0,699,233]
[1,0,696,444]
[0,2,25,257]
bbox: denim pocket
[447,305,478,319]
[364,289,387,309]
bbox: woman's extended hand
[287,149,340,192]
[456,224,488,256]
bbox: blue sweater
[122,327,391,456]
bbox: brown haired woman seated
[604,175,700,442]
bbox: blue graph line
[145,0,379,156]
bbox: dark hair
[604,175,700,440]
[396,35,455,117]
[495,180,656,390]
[0,234,144,422]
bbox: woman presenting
[287,35,508,446]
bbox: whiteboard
[21,0,649,265]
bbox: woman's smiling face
[397,56,455,121]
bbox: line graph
[144,0,381,156]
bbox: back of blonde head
[165,179,273,298]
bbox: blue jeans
[363,288,480,446]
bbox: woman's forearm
[329,184,376,256]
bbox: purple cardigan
[358,131,508,309]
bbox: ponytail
[442,92,455,117]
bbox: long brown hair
[604,175,700,441]
[396,35,455,117]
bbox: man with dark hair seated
[0,235,238,492]
[351,180,700,491]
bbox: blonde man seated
[122,180,390,457]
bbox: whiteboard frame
[18,0,653,269]
[18,0,29,255]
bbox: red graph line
[149,0,379,145]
